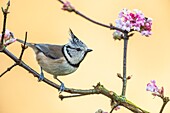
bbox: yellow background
[0,0,170,113]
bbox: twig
[110,103,119,113]
[121,32,129,96]
[117,73,123,80]
[19,32,28,60]
[1,0,10,44]
[74,10,124,32]
[59,94,89,100]
[58,0,64,4]
[159,97,169,113]
[0,32,28,77]
[0,63,17,77]
[57,0,125,33]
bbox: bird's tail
[16,39,35,48]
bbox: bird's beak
[87,48,93,52]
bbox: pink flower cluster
[113,9,152,39]
[0,29,16,46]
[114,106,120,111]
[62,1,75,12]
[146,80,164,97]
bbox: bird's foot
[38,68,44,82]
[38,74,44,82]
[59,83,65,93]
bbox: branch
[58,0,125,33]
[1,0,10,44]
[121,32,129,96]
[1,47,149,113]
[0,63,17,77]
[159,96,169,113]
[74,10,124,32]
[58,0,64,4]
[110,103,119,113]
[59,94,89,100]
[19,32,28,60]
[0,32,28,77]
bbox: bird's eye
[76,48,81,51]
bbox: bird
[16,29,92,92]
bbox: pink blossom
[0,29,11,40]
[114,8,152,39]
[146,80,158,92]
[4,37,16,46]
[140,17,152,36]
[146,80,164,97]
[115,19,123,29]
[0,29,16,46]
[122,20,131,32]
[62,1,75,12]
[141,30,152,37]
[114,106,120,111]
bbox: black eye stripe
[76,48,81,51]
[66,45,82,51]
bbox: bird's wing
[35,44,64,59]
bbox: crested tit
[17,29,92,92]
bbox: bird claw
[38,72,44,82]
[59,83,65,93]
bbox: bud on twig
[127,75,132,80]
[117,73,123,79]
[62,1,75,12]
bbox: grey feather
[17,39,64,60]
[16,38,35,48]
[69,29,87,48]
[35,44,64,59]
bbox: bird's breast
[36,52,78,76]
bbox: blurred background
[0,0,170,113]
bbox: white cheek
[65,51,71,59]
